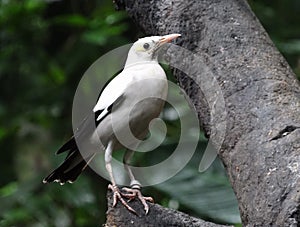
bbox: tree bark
[112,0,300,226]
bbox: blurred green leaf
[82,25,128,45]
[49,62,66,85]
[0,182,18,197]
[52,14,89,27]
[1,207,33,226]
[25,0,45,12]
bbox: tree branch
[105,190,233,227]
[113,0,300,225]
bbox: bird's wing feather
[56,70,130,155]
[93,70,131,112]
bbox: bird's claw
[108,184,137,214]
[121,187,154,214]
[108,184,154,215]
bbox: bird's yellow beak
[158,33,181,44]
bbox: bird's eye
[143,43,150,50]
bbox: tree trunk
[111,0,300,226]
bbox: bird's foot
[121,186,154,214]
[108,184,137,214]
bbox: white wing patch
[93,70,133,122]
[96,107,109,122]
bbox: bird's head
[125,33,181,67]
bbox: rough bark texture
[105,190,232,227]
[112,0,300,226]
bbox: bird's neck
[125,52,158,68]
[124,60,158,69]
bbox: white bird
[43,33,181,214]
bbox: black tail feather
[56,137,77,155]
[44,113,98,184]
[43,149,88,184]
[43,136,94,184]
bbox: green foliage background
[0,0,299,226]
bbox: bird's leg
[105,141,137,214]
[121,149,154,214]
